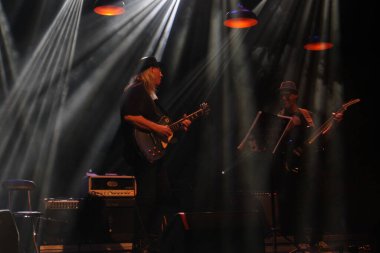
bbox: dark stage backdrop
[0,0,377,236]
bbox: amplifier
[88,175,137,197]
[44,198,82,209]
[41,198,82,244]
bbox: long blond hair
[136,68,157,95]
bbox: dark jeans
[132,161,175,246]
[277,169,325,244]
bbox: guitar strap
[298,108,315,127]
[153,99,167,118]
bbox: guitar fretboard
[307,98,360,144]
[169,107,208,131]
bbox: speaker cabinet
[78,197,136,243]
[161,211,265,253]
[39,198,81,245]
[0,209,20,253]
[253,192,279,229]
[40,208,80,245]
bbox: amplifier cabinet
[78,197,136,243]
[87,175,137,197]
[40,197,136,245]
[40,198,82,245]
[253,192,279,229]
[44,198,81,210]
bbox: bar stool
[2,179,42,253]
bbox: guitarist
[275,81,343,252]
[120,56,191,252]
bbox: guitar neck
[306,98,360,145]
[306,114,335,145]
[169,109,205,131]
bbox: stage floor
[39,233,373,253]
[264,233,372,253]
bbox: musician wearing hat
[275,80,343,252]
[120,56,191,252]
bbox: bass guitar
[284,98,360,173]
[134,102,210,164]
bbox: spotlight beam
[0,1,19,95]
[0,0,83,195]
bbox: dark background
[0,0,377,237]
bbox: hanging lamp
[304,0,333,51]
[94,0,126,16]
[304,35,333,51]
[224,3,259,28]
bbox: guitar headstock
[342,98,361,110]
[199,102,211,115]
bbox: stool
[2,179,42,253]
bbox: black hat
[138,56,161,73]
[278,81,298,94]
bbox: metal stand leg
[31,216,40,253]
[270,191,280,253]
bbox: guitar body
[283,98,360,174]
[283,146,304,174]
[133,102,210,164]
[134,128,169,164]
[283,143,323,174]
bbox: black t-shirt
[120,80,163,165]
[277,108,315,174]
[282,109,312,149]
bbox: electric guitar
[284,98,361,173]
[134,102,210,164]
